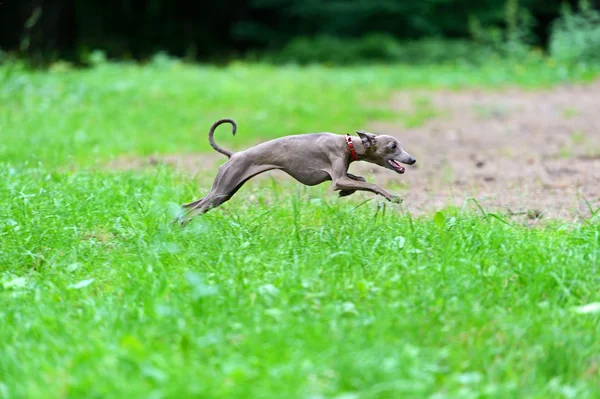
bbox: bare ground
[108,82,600,221]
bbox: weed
[571,131,585,144]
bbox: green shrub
[468,0,536,61]
[395,38,493,65]
[266,34,401,64]
[260,35,493,65]
[549,0,600,65]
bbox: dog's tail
[209,118,237,158]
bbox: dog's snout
[404,156,416,165]
[401,151,416,165]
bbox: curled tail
[209,118,237,158]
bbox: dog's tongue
[390,160,405,173]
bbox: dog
[178,118,416,224]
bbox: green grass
[1,60,600,398]
[1,166,600,398]
[1,59,599,167]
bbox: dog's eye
[390,143,397,149]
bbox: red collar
[345,134,357,161]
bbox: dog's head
[356,131,416,174]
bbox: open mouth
[387,159,405,173]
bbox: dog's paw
[347,173,366,183]
[170,215,189,227]
[339,189,356,197]
[389,196,403,204]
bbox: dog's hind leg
[179,160,276,223]
[182,197,204,208]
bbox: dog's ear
[356,130,377,148]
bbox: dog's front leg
[332,176,402,203]
[347,173,366,182]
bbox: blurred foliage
[550,0,600,64]
[257,36,497,65]
[0,0,594,65]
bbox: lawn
[1,58,599,166]
[1,59,600,398]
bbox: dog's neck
[347,136,369,161]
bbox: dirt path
[108,82,600,221]
[365,82,600,220]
